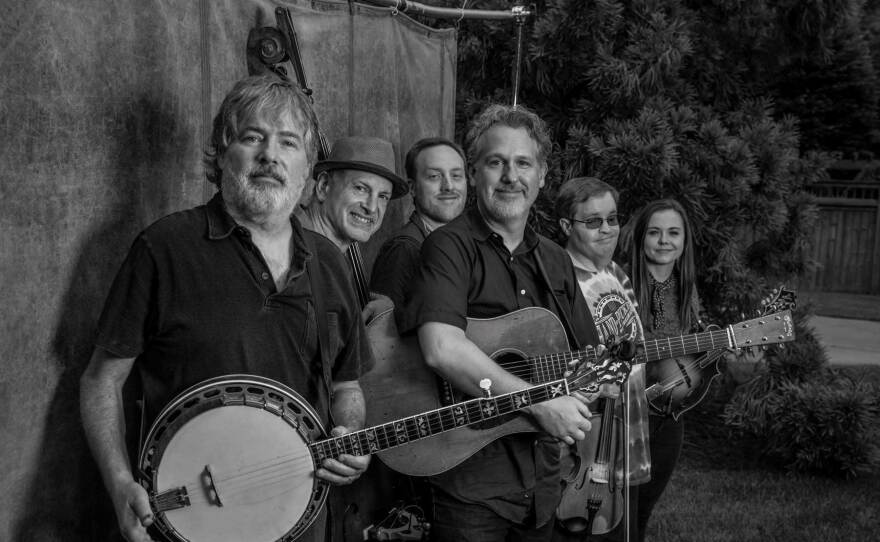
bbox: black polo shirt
[95,193,368,428]
[370,211,431,318]
[402,207,600,527]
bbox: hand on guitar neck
[526,340,633,446]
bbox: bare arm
[80,347,155,542]
[418,322,594,444]
[315,380,371,485]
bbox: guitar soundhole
[494,352,535,381]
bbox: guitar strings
[347,243,370,307]
[482,329,733,384]
[154,370,606,507]
[650,349,726,394]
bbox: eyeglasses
[569,215,620,229]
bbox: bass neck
[346,242,371,308]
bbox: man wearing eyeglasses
[553,176,651,542]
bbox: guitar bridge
[151,486,190,512]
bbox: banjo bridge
[152,486,190,513]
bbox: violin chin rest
[557,518,590,533]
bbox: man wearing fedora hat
[296,135,408,252]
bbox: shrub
[724,372,880,478]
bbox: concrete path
[810,316,880,366]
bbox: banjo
[137,350,630,541]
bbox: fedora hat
[313,136,408,199]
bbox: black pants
[430,487,554,542]
[636,414,684,541]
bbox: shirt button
[261,272,270,280]
[520,289,526,295]
[523,493,530,499]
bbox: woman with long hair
[627,198,702,540]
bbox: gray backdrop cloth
[0,0,456,539]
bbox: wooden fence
[803,161,880,294]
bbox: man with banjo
[80,75,372,542]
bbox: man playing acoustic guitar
[401,104,612,541]
[80,75,372,542]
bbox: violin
[556,396,625,535]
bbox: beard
[223,165,302,218]
[480,190,531,222]
[420,195,465,225]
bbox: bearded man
[80,75,372,542]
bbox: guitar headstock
[566,345,632,393]
[730,309,796,349]
[759,285,797,315]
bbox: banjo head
[138,375,329,542]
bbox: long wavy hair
[629,199,698,331]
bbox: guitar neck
[310,376,578,462]
[636,328,733,364]
[521,328,732,379]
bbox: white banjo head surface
[139,376,328,542]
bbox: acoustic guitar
[361,304,795,476]
[137,353,628,541]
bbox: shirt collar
[567,249,601,273]
[204,192,313,266]
[206,192,239,240]
[409,210,432,240]
[465,206,540,252]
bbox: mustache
[248,165,285,183]
[437,189,463,197]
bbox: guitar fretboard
[636,328,732,364]
[310,376,580,462]
[534,328,733,379]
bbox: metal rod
[360,0,532,21]
[512,10,526,107]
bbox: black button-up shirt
[402,207,600,527]
[96,193,369,428]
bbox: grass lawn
[801,291,880,321]
[646,460,880,542]
[643,364,880,542]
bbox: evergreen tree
[438,0,880,475]
[449,0,827,323]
